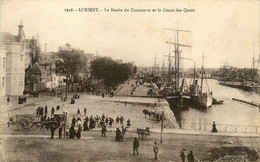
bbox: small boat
[212,98,224,105]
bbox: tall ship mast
[163,23,192,108]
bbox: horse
[142,109,151,119]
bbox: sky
[1,0,259,68]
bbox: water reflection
[175,79,260,126]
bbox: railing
[125,120,260,134]
[177,122,260,134]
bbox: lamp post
[160,111,164,143]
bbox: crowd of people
[80,114,130,131]
[54,107,132,142]
[130,80,141,96]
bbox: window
[3,57,5,68]
[2,77,5,87]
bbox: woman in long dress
[83,116,89,131]
[211,121,218,132]
[69,125,76,139]
[76,124,82,139]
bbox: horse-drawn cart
[137,127,150,139]
[8,114,37,131]
[8,112,68,131]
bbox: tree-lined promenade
[54,44,137,93]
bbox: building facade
[25,62,46,92]
[0,49,7,96]
[1,22,42,96]
[1,22,27,96]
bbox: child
[65,128,69,138]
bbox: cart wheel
[17,119,31,130]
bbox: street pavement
[0,79,260,161]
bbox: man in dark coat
[116,116,120,124]
[180,149,186,162]
[115,128,122,142]
[101,125,107,137]
[51,107,55,115]
[77,108,80,115]
[36,107,39,117]
[120,116,124,124]
[40,107,43,117]
[45,105,48,115]
[109,118,113,126]
[7,97,10,105]
[105,116,109,125]
[133,137,140,155]
[187,151,194,162]
[102,114,105,121]
[127,119,131,127]
[18,96,22,104]
[84,108,87,116]
[58,125,63,139]
[50,125,56,139]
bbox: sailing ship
[190,55,213,108]
[159,25,192,109]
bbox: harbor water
[178,79,260,127]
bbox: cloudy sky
[1,0,259,68]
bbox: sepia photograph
[0,0,260,161]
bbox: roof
[27,62,46,74]
[1,32,18,42]
[39,53,54,65]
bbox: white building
[0,49,7,96]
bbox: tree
[55,44,86,92]
[28,38,41,67]
[90,57,137,90]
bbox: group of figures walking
[70,93,80,104]
[180,149,195,162]
[130,80,143,96]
